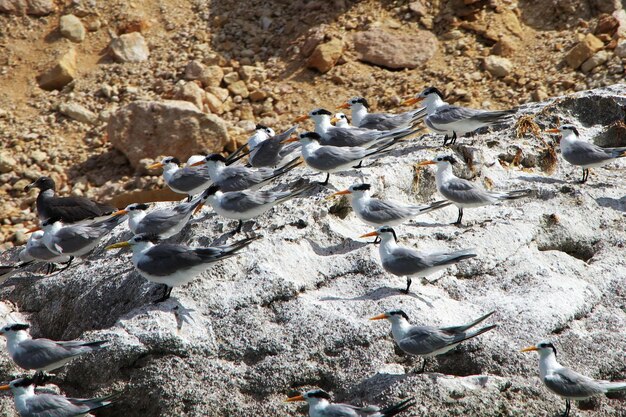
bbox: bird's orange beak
[521,346,538,352]
[401,97,422,106]
[294,114,309,123]
[325,189,351,200]
[359,231,379,238]
[190,160,205,167]
[281,136,299,144]
[193,203,204,215]
[147,162,164,169]
[285,395,305,402]
[544,129,560,133]
[416,160,436,166]
[336,102,350,110]
[369,313,389,321]
[112,210,128,217]
[0,384,9,391]
[26,226,41,233]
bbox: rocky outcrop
[1,87,626,416]
[353,28,438,70]
[36,48,77,91]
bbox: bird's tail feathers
[500,189,532,200]
[412,199,453,214]
[601,381,626,392]
[77,391,122,411]
[381,398,416,417]
[457,311,497,332]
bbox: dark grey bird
[229,125,302,168]
[338,96,424,130]
[522,341,626,417]
[148,156,213,200]
[286,389,415,417]
[371,309,496,372]
[25,176,116,223]
[0,323,107,373]
[18,231,73,274]
[0,376,119,417]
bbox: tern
[360,226,476,293]
[295,108,420,148]
[148,157,213,200]
[106,234,257,302]
[522,341,626,417]
[229,125,301,168]
[545,124,626,183]
[418,155,531,225]
[0,323,107,373]
[403,87,515,145]
[370,309,496,372]
[0,377,119,417]
[185,154,207,167]
[338,96,424,130]
[190,153,301,192]
[25,176,116,223]
[328,183,452,227]
[331,113,351,128]
[19,230,73,274]
[203,183,315,232]
[285,389,415,417]
[35,213,127,257]
[282,132,397,185]
[114,190,210,239]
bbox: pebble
[59,14,86,42]
[109,32,149,63]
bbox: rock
[595,13,620,35]
[58,102,98,125]
[59,14,86,42]
[200,65,224,87]
[581,50,610,73]
[109,32,149,63]
[300,25,326,57]
[0,152,17,173]
[30,150,46,164]
[239,65,266,83]
[408,0,427,16]
[0,0,54,15]
[223,71,240,85]
[173,81,207,111]
[306,38,343,73]
[107,100,229,168]
[591,0,622,13]
[204,92,224,114]
[36,48,77,91]
[490,36,516,57]
[208,86,229,102]
[564,34,604,69]
[183,60,206,81]
[614,40,626,58]
[227,80,249,98]
[249,89,268,102]
[483,56,513,77]
[353,28,438,70]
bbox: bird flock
[1,86,625,417]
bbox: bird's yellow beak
[369,313,389,321]
[285,395,305,402]
[0,384,9,391]
[190,160,205,167]
[112,210,128,217]
[325,189,351,200]
[330,117,339,124]
[401,97,422,106]
[359,231,379,238]
[105,241,131,250]
[416,160,436,166]
[521,346,538,352]
[294,114,309,123]
[147,162,164,169]
[281,136,299,144]
[544,129,560,133]
[336,102,350,110]
[26,226,41,233]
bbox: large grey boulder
[1,86,626,416]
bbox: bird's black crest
[308,390,331,400]
[206,154,227,163]
[379,226,398,242]
[539,341,557,356]
[255,124,269,130]
[422,87,444,99]
[351,97,370,109]
[389,310,410,321]
[352,183,371,191]
[29,176,55,191]
[436,155,457,165]
[301,132,321,141]
[8,323,30,331]
[12,377,35,388]
[205,184,221,195]
[135,233,160,244]
[164,157,181,165]
[313,109,332,116]
[135,203,150,211]
[562,125,580,136]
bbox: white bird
[106,234,257,302]
[228,125,301,168]
[331,113,352,128]
[285,389,415,417]
[522,341,626,417]
[148,156,213,200]
[338,96,424,130]
[418,155,531,225]
[328,183,452,227]
[360,226,476,293]
[545,124,626,183]
[370,309,496,372]
[0,377,119,417]
[403,87,515,145]
[185,154,206,167]
[19,230,72,274]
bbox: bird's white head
[360,225,398,243]
[0,377,36,396]
[285,389,331,405]
[117,203,150,219]
[0,323,30,337]
[331,113,351,128]
[105,233,158,252]
[148,156,181,172]
[521,340,557,358]
[545,124,580,138]
[326,183,370,200]
[369,309,410,323]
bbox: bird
[418,155,531,225]
[331,113,352,128]
[19,230,73,274]
[0,376,119,417]
[370,309,496,372]
[0,261,35,285]
[190,153,301,192]
[0,322,107,373]
[24,176,116,224]
[282,132,398,186]
[185,154,207,167]
[337,96,424,130]
[327,183,452,227]
[228,125,301,168]
[522,341,626,417]
[106,234,258,302]
[34,212,127,258]
[402,87,515,145]
[148,156,213,200]
[360,226,476,294]
[114,190,209,239]
[295,108,420,148]
[203,183,315,233]
[285,389,415,417]
[545,124,626,183]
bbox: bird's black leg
[451,131,457,145]
[154,284,173,303]
[353,161,363,168]
[58,257,74,273]
[453,208,463,225]
[418,358,428,373]
[45,263,54,275]
[443,135,449,146]
[319,173,330,186]
[187,195,193,202]
[404,277,412,294]
[563,399,570,417]
[580,168,589,183]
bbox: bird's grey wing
[136,208,189,235]
[319,403,362,417]
[361,112,409,130]
[219,166,273,191]
[22,393,88,416]
[220,190,286,212]
[439,178,494,205]
[14,339,80,370]
[306,146,367,171]
[169,167,212,192]
[398,326,455,355]
[360,198,413,223]
[562,141,618,166]
[325,127,379,147]
[137,244,223,276]
[382,247,429,276]
[53,227,97,253]
[544,368,603,398]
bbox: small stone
[483,56,512,77]
[0,152,17,173]
[564,34,604,69]
[30,150,47,164]
[408,0,426,16]
[205,92,224,114]
[207,86,229,102]
[353,28,438,69]
[614,41,626,58]
[58,102,98,124]
[200,65,224,87]
[12,179,30,191]
[37,48,77,91]
[595,13,620,35]
[239,65,266,83]
[0,0,54,15]
[531,88,549,102]
[184,60,206,81]
[249,89,267,102]
[109,32,149,63]
[222,71,240,84]
[59,14,86,42]
[173,81,206,111]
[227,80,249,98]
[307,38,344,73]
[491,36,516,57]
[581,50,609,73]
